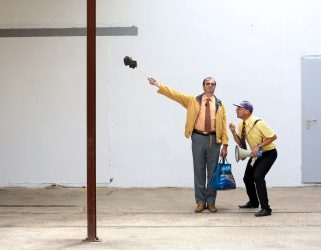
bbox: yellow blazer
[158,84,229,145]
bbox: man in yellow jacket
[148,77,228,213]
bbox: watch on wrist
[257,144,262,149]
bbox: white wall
[1,0,321,187]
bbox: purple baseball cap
[233,100,253,113]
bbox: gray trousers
[191,133,221,205]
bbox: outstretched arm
[147,77,192,108]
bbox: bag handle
[219,157,229,164]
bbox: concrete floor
[0,186,321,250]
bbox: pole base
[82,237,101,242]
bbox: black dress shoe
[255,209,272,217]
[238,202,259,208]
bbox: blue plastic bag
[211,158,236,190]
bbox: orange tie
[205,99,211,132]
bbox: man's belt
[193,129,216,136]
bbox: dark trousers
[243,149,277,210]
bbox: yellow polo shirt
[238,115,276,152]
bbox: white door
[301,56,321,183]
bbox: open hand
[148,77,157,85]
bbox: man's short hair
[202,77,215,85]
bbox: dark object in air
[124,56,137,69]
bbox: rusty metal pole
[85,0,98,242]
